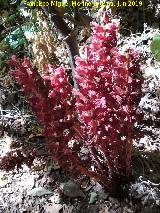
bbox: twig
[41,6,79,89]
[139,176,160,187]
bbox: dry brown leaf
[29,13,58,73]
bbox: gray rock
[27,187,53,197]
[60,180,85,198]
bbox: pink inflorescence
[7,16,143,192]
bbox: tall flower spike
[6,15,143,193]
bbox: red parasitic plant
[5,15,143,193]
[74,18,143,188]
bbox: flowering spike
[5,17,143,193]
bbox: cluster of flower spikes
[74,15,143,181]
[7,56,106,183]
[7,15,143,192]
[8,57,73,166]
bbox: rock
[143,206,160,213]
[0,172,11,188]
[98,190,109,201]
[60,180,85,198]
[105,206,110,213]
[49,192,62,204]
[43,204,63,213]
[27,187,53,197]
[89,192,97,204]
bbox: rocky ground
[0,22,160,213]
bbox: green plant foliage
[150,34,160,61]
[0,0,10,9]
[5,28,26,49]
[8,13,17,23]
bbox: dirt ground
[0,21,160,213]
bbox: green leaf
[8,14,17,22]
[150,34,160,61]
[5,27,26,49]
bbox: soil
[0,19,160,213]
